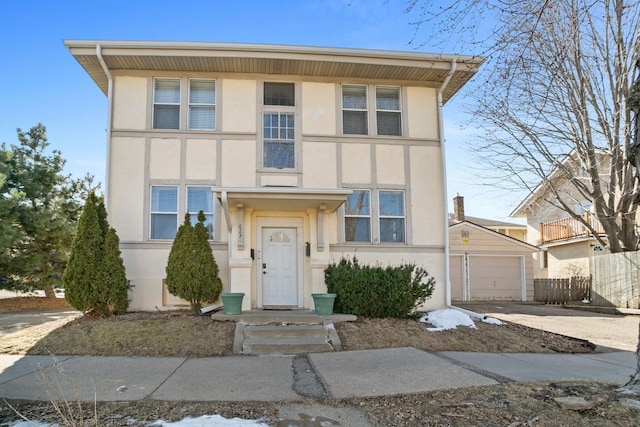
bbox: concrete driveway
[456,302,640,352]
[0,309,79,336]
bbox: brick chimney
[453,195,465,221]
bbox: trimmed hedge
[324,256,435,318]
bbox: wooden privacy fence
[591,251,640,309]
[534,276,591,304]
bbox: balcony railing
[540,212,605,244]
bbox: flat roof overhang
[216,187,351,212]
[64,40,484,105]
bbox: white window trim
[150,185,179,240]
[344,189,372,243]
[188,78,216,131]
[341,84,368,135]
[261,82,298,171]
[186,185,215,241]
[375,85,402,137]
[378,189,406,243]
[153,78,181,130]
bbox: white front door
[261,227,298,307]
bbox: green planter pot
[220,292,244,315]
[312,293,337,315]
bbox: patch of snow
[4,422,57,427]
[482,317,503,325]
[420,309,477,331]
[150,415,271,426]
[582,299,590,304]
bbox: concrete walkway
[0,348,635,402]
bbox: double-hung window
[189,79,216,130]
[187,186,214,240]
[342,85,368,135]
[153,79,180,130]
[379,190,405,242]
[376,87,402,136]
[150,186,178,239]
[150,186,215,241]
[344,190,371,242]
[263,82,295,169]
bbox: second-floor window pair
[153,78,216,130]
[342,85,402,136]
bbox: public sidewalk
[0,348,635,402]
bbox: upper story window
[341,85,402,136]
[263,82,296,169]
[376,87,401,136]
[153,79,180,130]
[153,78,216,131]
[342,85,368,135]
[345,190,371,242]
[189,80,216,130]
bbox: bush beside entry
[324,256,435,318]
[165,211,222,314]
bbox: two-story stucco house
[65,40,483,312]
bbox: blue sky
[0,0,524,222]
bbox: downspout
[96,44,113,208]
[436,60,485,320]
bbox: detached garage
[449,221,537,301]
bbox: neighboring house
[511,155,608,279]
[448,196,537,301]
[66,40,483,312]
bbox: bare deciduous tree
[408,0,640,253]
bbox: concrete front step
[235,323,342,355]
[244,325,330,340]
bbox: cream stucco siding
[409,145,444,246]
[302,82,336,135]
[342,144,371,184]
[303,141,337,188]
[221,79,256,133]
[547,241,592,277]
[185,139,216,181]
[221,139,256,187]
[150,138,181,180]
[406,87,438,139]
[112,76,147,130]
[376,144,405,185]
[109,137,145,241]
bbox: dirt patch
[0,297,594,356]
[2,297,635,426]
[1,382,637,426]
[0,296,71,312]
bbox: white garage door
[468,255,523,300]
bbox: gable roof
[64,40,484,104]
[449,220,538,251]
[448,214,526,229]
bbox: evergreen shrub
[324,256,435,318]
[166,211,222,313]
[63,193,129,316]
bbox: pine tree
[99,227,129,314]
[63,193,102,312]
[192,211,222,306]
[166,212,222,313]
[63,192,128,316]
